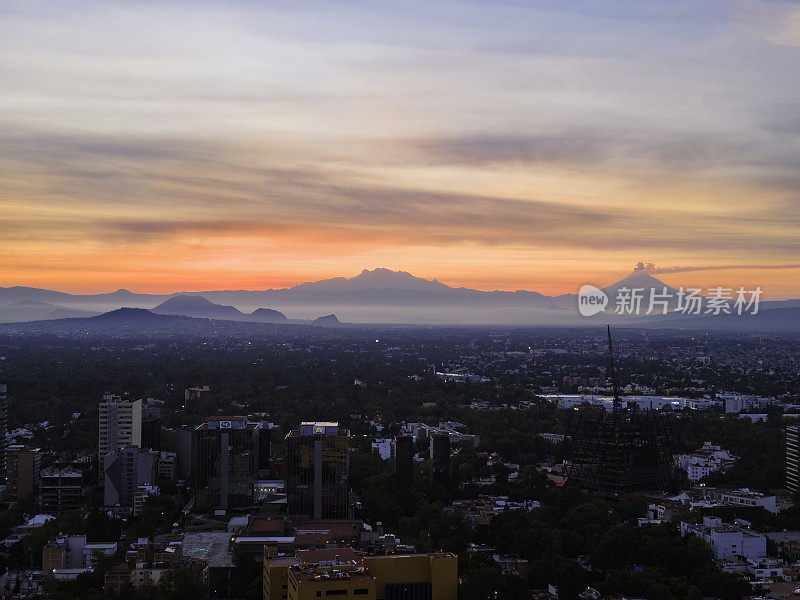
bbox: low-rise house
[680,516,766,559]
[675,442,737,482]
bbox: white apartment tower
[787,425,799,495]
[99,393,142,461]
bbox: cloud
[635,262,800,274]
[2,0,800,291]
[737,0,800,47]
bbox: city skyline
[2,0,800,297]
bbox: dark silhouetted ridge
[92,308,175,321]
[313,313,341,326]
[249,308,287,322]
[152,294,244,319]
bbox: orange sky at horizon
[2,1,800,299]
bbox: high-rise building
[176,428,193,481]
[430,432,450,483]
[257,425,272,476]
[104,446,158,509]
[98,393,142,463]
[192,417,263,510]
[141,405,161,451]
[286,422,349,520]
[787,425,799,495]
[394,434,413,485]
[6,445,41,499]
[0,384,7,484]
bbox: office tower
[257,425,272,476]
[176,428,193,481]
[6,445,41,499]
[286,422,349,520]
[192,417,261,510]
[430,432,450,483]
[98,393,142,462]
[788,425,799,495]
[0,384,6,483]
[141,406,161,451]
[395,434,413,484]
[103,446,158,508]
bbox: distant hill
[0,300,99,323]
[255,268,548,308]
[2,265,799,328]
[45,307,102,320]
[92,307,180,322]
[248,308,287,322]
[313,313,341,326]
[152,295,244,319]
[0,307,305,337]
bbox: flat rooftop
[181,532,235,568]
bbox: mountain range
[1,267,799,328]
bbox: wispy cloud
[1,0,800,293]
[636,262,800,275]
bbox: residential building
[133,484,159,516]
[720,392,778,414]
[40,466,94,513]
[132,563,170,588]
[404,422,479,448]
[42,535,118,570]
[103,446,158,509]
[680,516,766,559]
[157,451,177,481]
[372,438,393,461]
[675,442,737,482]
[104,563,133,593]
[0,384,6,483]
[787,425,799,494]
[98,394,142,463]
[715,488,778,514]
[5,445,41,499]
[286,422,349,520]
[185,386,211,403]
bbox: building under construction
[565,327,674,499]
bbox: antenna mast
[607,325,621,411]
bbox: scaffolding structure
[565,327,674,499]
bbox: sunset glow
[2,1,800,297]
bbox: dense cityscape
[0,324,797,599]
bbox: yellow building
[287,564,375,600]
[263,549,457,600]
[365,554,457,600]
[263,557,300,600]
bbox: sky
[2,0,800,297]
